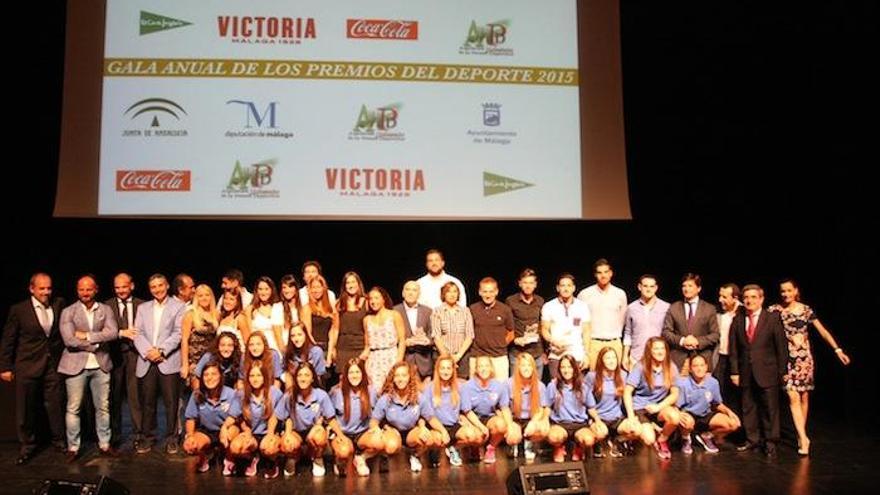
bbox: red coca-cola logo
[116,170,191,191]
[347,19,418,40]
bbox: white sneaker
[409,454,423,472]
[354,455,370,477]
[312,457,326,477]
[283,458,296,476]
[524,440,537,461]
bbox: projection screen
[56,0,629,220]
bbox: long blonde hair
[432,355,460,407]
[192,284,219,329]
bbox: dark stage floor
[4,416,877,495]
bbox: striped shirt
[430,304,474,355]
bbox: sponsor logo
[348,103,405,141]
[325,168,425,197]
[482,103,501,126]
[115,170,191,192]
[121,98,188,137]
[224,100,294,139]
[222,159,280,198]
[217,16,316,44]
[347,19,418,40]
[460,20,513,56]
[483,171,533,196]
[140,11,192,36]
[467,102,517,145]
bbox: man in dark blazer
[104,272,144,449]
[662,273,720,373]
[394,281,434,379]
[0,272,67,465]
[729,284,787,458]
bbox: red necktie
[746,313,757,343]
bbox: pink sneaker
[245,456,259,477]
[571,444,584,462]
[654,440,671,460]
[196,454,210,473]
[553,445,566,463]
[222,458,235,476]
[483,444,496,464]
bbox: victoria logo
[140,11,192,36]
[116,170,191,192]
[217,16,316,44]
[349,103,405,141]
[460,20,513,56]
[347,19,418,40]
[325,168,425,198]
[121,98,188,137]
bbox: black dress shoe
[99,446,120,457]
[764,443,777,458]
[15,453,33,466]
[736,441,758,452]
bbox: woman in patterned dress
[769,279,850,456]
[361,287,406,389]
[181,284,219,387]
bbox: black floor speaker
[36,476,129,495]
[506,461,589,495]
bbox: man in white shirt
[416,249,467,309]
[541,273,591,377]
[57,275,119,461]
[576,259,627,370]
[299,261,336,307]
[219,269,253,308]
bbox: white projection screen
[56,0,630,220]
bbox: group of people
[0,251,850,478]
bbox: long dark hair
[243,332,275,385]
[338,358,371,422]
[554,355,584,411]
[642,337,674,391]
[194,361,224,405]
[252,276,280,309]
[242,361,272,424]
[592,347,624,399]
[287,362,318,425]
[336,272,366,313]
[209,331,241,386]
[279,274,301,330]
[284,325,315,373]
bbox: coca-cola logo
[116,170,192,191]
[347,19,418,40]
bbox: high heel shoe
[797,438,811,457]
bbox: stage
[4,415,874,495]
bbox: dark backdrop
[2,2,874,440]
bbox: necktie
[120,300,129,329]
[37,304,50,335]
[747,313,757,343]
[686,302,694,325]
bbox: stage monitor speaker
[506,461,589,495]
[36,476,130,495]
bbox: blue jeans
[65,368,111,451]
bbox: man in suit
[729,284,787,458]
[58,275,118,461]
[394,281,434,379]
[0,272,67,465]
[104,272,144,449]
[133,273,186,455]
[662,273,720,374]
